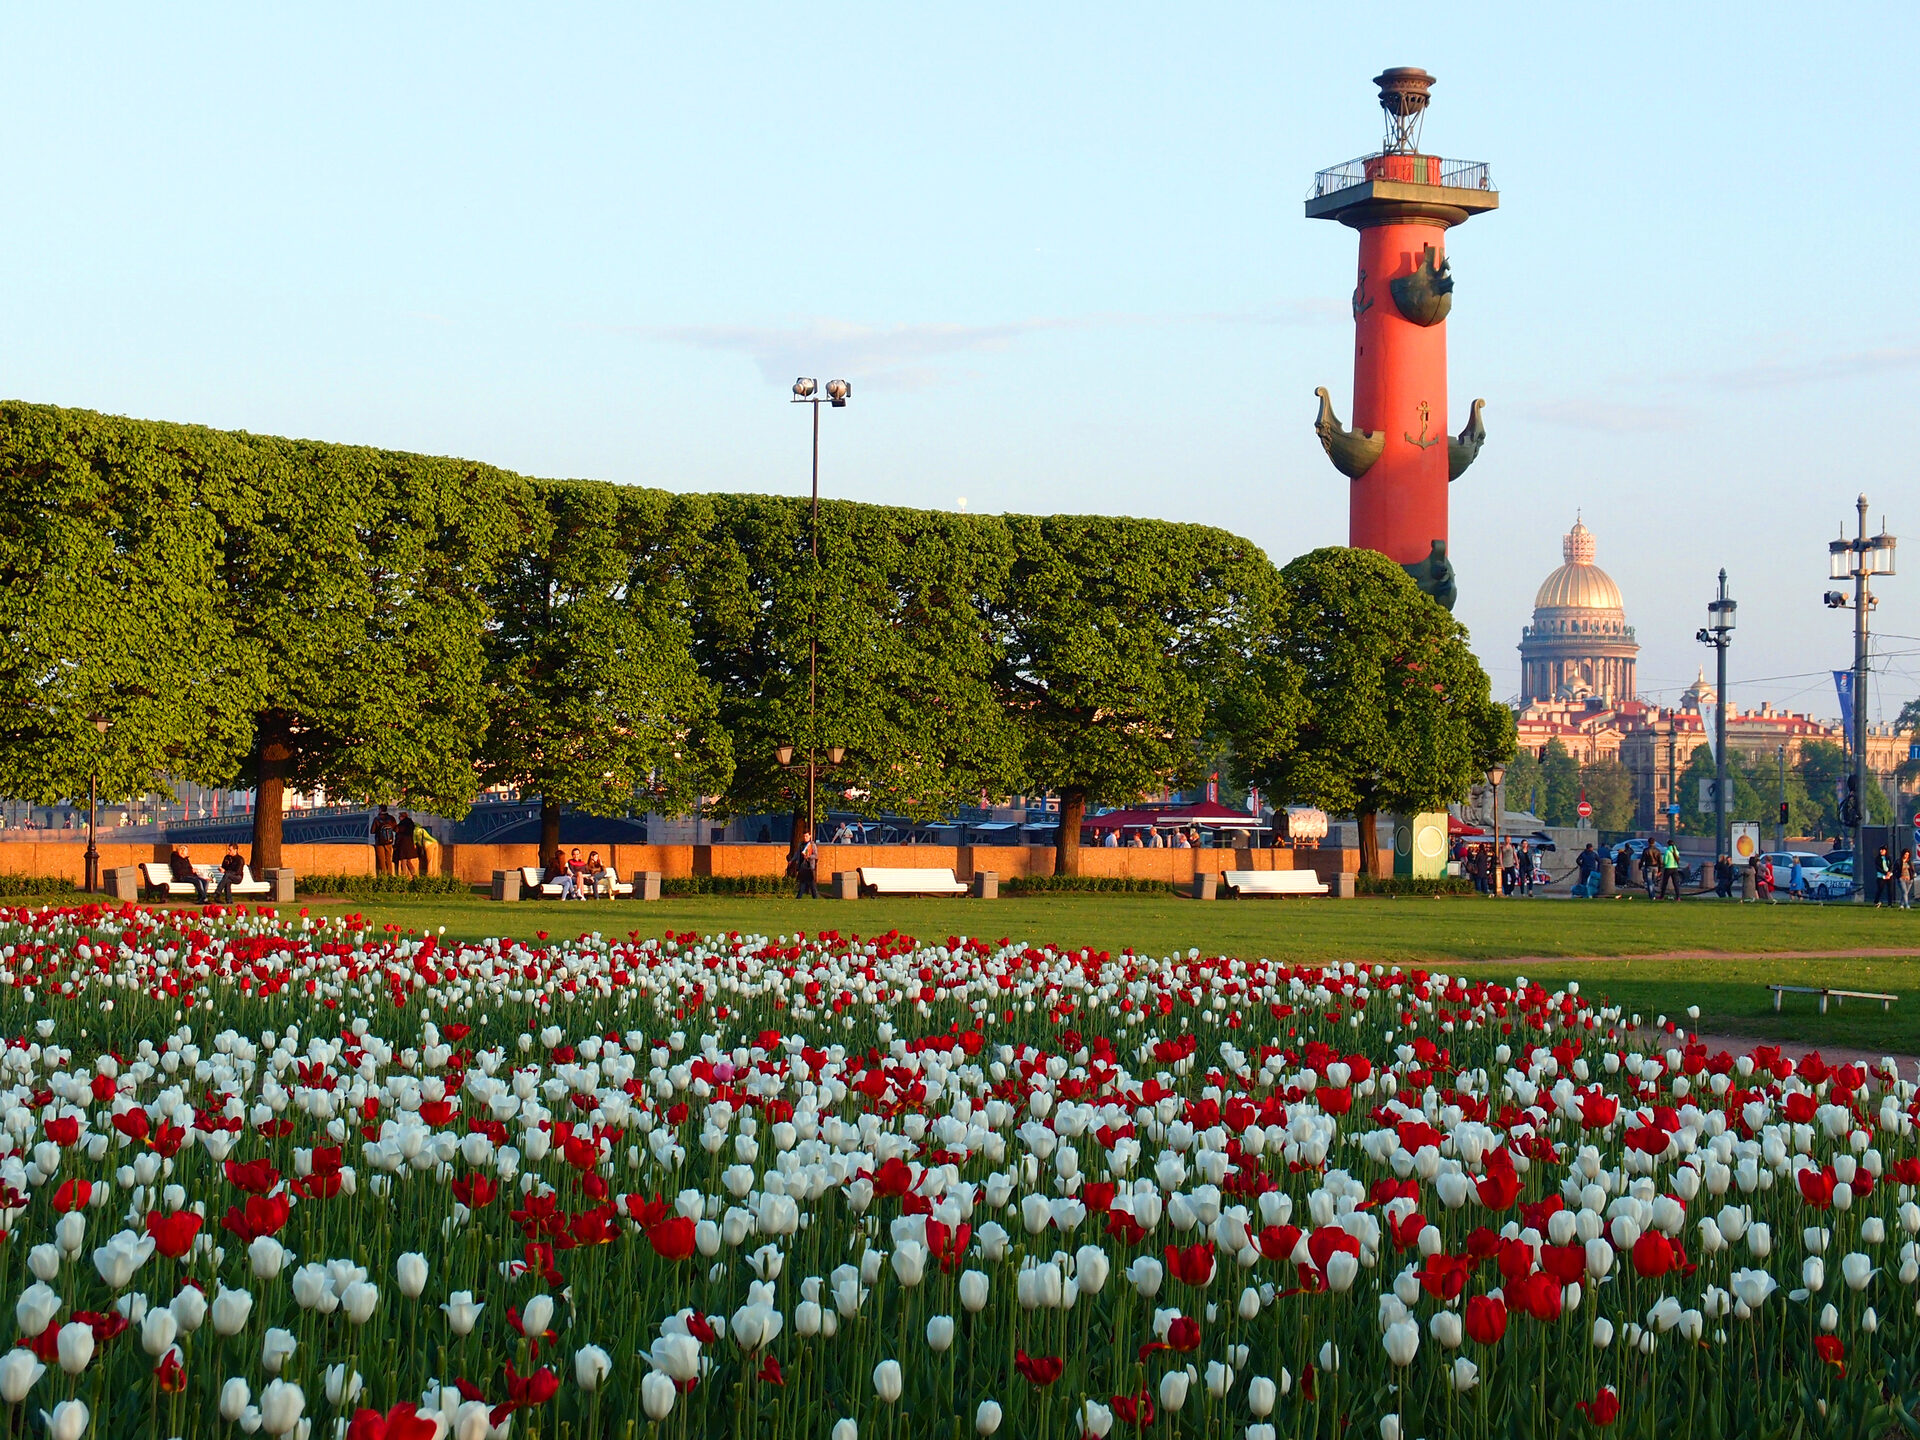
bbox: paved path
[1491,948,1920,966]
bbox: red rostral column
[1308,68,1497,610]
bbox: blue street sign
[1666,804,1681,816]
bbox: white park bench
[516,865,635,899]
[140,861,272,900]
[856,867,970,897]
[1768,984,1898,1015]
[1223,869,1329,898]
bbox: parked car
[1824,849,1853,869]
[1807,857,1856,900]
[1759,852,1828,894]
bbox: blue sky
[4,4,1918,724]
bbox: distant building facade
[1511,518,1906,831]
[1518,519,1638,705]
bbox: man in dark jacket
[168,845,209,903]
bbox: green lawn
[288,891,1920,1054]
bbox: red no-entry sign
[1577,799,1593,819]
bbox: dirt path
[1492,948,1920,966]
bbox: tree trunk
[539,795,562,871]
[1356,806,1383,880]
[1054,787,1088,877]
[250,717,293,874]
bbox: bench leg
[1773,989,1782,1012]
[1820,993,1829,1015]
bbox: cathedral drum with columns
[1518,520,1638,704]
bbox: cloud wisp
[599,300,1342,389]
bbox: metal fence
[1308,154,1495,200]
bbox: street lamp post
[84,715,110,893]
[1824,495,1897,902]
[1696,570,1735,873]
[1666,718,1678,849]
[776,744,845,847]
[1487,762,1506,896]
[1775,744,1786,853]
[790,378,851,845]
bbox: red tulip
[1259,1224,1303,1263]
[347,1405,443,1440]
[43,1116,79,1148]
[1163,1242,1215,1288]
[1306,1226,1360,1275]
[1540,1244,1586,1284]
[757,1355,785,1386]
[1166,1316,1201,1352]
[1576,1386,1620,1427]
[145,1209,202,1259]
[223,1158,280,1195]
[648,1216,697,1262]
[1630,1232,1673,1279]
[1814,1335,1845,1373]
[1797,1167,1836,1210]
[1015,1351,1064,1386]
[1464,1294,1507,1346]
[51,1178,91,1214]
[153,1348,187,1394]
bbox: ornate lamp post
[1696,570,1735,871]
[84,715,110,893]
[1487,761,1506,896]
[776,744,845,844]
[790,378,851,844]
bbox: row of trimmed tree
[0,401,1514,876]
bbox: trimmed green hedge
[1000,875,1181,896]
[0,875,77,897]
[662,875,795,897]
[295,874,473,898]
[1356,874,1478,897]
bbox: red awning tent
[1084,801,1267,832]
[1448,814,1486,836]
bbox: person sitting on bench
[168,845,209,903]
[213,842,246,903]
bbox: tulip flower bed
[0,902,1918,1440]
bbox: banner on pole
[1835,671,1855,748]
[1701,703,1719,763]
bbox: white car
[1806,857,1856,901]
[1759,852,1827,893]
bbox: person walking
[370,805,397,876]
[1638,844,1658,898]
[1658,840,1683,900]
[394,812,418,878]
[1612,844,1631,896]
[1898,848,1914,909]
[1499,837,1517,896]
[1788,855,1805,899]
[1714,854,1733,900]
[789,829,820,899]
[1517,841,1535,896]
[1874,846,1895,907]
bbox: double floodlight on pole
[1695,570,1735,873]
[1825,496,1896,902]
[1486,762,1506,896]
[789,378,853,843]
[84,714,111,893]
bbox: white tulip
[927,1314,955,1351]
[1430,1311,1463,1349]
[1804,1257,1825,1293]
[442,1292,484,1337]
[15,1283,60,1337]
[395,1253,428,1299]
[341,1281,380,1324]
[1080,1399,1113,1438]
[138,1307,177,1358]
[640,1371,676,1421]
[1452,1356,1480,1392]
[55,1322,92,1376]
[210,1287,253,1337]
[258,1378,305,1436]
[0,1349,45,1404]
[1841,1253,1874,1292]
[1326,1251,1359,1293]
[832,1421,859,1440]
[169,1286,207,1334]
[1205,1360,1235,1398]
[248,1237,286,1281]
[959,1270,990,1312]
[1159,1369,1190,1412]
[41,1399,87,1440]
[1383,1319,1419,1367]
[1074,1245,1110,1295]
[574,1345,612,1393]
[874,1360,903,1403]
[261,1327,297,1374]
[1248,1374,1277,1417]
[975,1399,1003,1435]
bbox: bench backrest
[141,863,172,884]
[520,867,545,887]
[1226,870,1325,891]
[860,867,963,886]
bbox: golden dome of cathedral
[1532,520,1624,613]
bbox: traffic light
[1779,801,1790,826]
